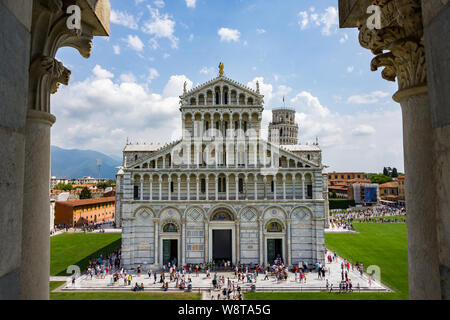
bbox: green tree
[383,167,389,176]
[97,180,116,189]
[79,187,92,199]
[392,168,398,178]
[330,190,337,199]
[54,183,73,191]
[370,174,393,184]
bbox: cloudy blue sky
[52,0,404,173]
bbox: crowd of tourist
[329,205,406,229]
[73,246,376,296]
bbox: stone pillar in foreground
[19,0,110,299]
[0,0,32,300]
[20,110,55,300]
[338,0,449,299]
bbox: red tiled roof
[56,197,115,207]
[379,182,399,188]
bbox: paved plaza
[58,251,391,295]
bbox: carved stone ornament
[29,0,95,113]
[358,0,426,91]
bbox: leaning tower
[268,108,299,145]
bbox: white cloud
[347,91,390,104]
[200,67,214,75]
[256,28,266,34]
[142,6,179,49]
[153,0,165,8]
[113,45,121,55]
[92,65,114,79]
[298,6,338,36]
[347,66,354,73]
[51,66,193,157]
[188,34,194,42]
[340,33,349,44]
[120,73,137,83]
[185,0,196,8]
[125,34,144,52]
[51,72,404,172]
[249,79,403,171]
[163,75,193,97]
[111,10,139,30]
[218,28,241,42]
[352,125,376,136]
[147,68,160,83]
[298,11,309,30]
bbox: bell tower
[268,108,299,145]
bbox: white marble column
[140,180,143,201]
[206,177,209,200]
[196,176,200,200]
[181,219,186,266]
[177,177,181,200]
[254,177,258,200]
[149,178,153,200]
[226,176,229,200]
[244,177,248,200]
[258,218,264,265]
[302,177,305,200]
[159,177,162,200]
[292,176,296,200]
[235,220,240,263]
[204,220,209,263]
[283,177,286,200]
[264,176,267,200]
[168,178,172,201]
[286,219,292,266]
[187,177,190,201]
[154,218,160,266]
[215,175,218,201]
[187,144,191,169]
[235,176,239,200]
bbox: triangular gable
[181,76,263,101]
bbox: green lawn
[51,233,121,276]
[351,216,406,223]
[49,281,201,300]
[246,223,408,300]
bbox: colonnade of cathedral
[129,172,316,202]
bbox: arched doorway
[209,208,235,264]
[265,220,285,265]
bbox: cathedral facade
[115,67,328,270]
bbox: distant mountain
[51,146,121,180]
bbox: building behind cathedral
[115,66,328,269]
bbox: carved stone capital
[358,0,426,92]
[28,1,100,113]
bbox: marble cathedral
[115,65,328,270]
